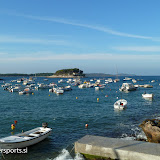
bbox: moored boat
[119,83,136,92]
[0,123,52,149]
[142,93,154,99]
[114,99,127,110]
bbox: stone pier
[75,135,160,160]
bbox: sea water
[0,76,160,160]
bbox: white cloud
[114,46,160,52]
[21,15,154,40]
[1,52,160,62]
[0,35,69,45]
[2,11,155,41]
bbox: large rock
[139,119,160,143]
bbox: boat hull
[0,129,52,149]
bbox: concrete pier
[75,135,160,160]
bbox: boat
[132,79,137,83]
[142,93,154,99]
[19,88,34,95]
[0,123,52,149]
[123,77,132,81]
[114,99,127,110]
[143,84,153,88]
[119,83,137,92]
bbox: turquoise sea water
[0,76,160,160]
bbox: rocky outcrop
[139,119,160,143]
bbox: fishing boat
[114,99,127,110]
[0,123,52,149]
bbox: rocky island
[47,68,85,78]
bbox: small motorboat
[114,99,127,110]
[0,123,52,149]
[142,93,154,99]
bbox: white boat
[35,83,51,89]
[143,84,153,88]
[132,79,137,83]
[114,99,127,110]
[119,83,136,92]
[151,80,155,83]
[64,85,72,91]
[58,79,65,83]
[19,88,34,95]
[55,89,64,95]
[0,123,52,149]
[114,79,120,83]
[142,93,154,99]
[123,77,132,81]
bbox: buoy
[49,94,50,96]
[85,124,88,128]
[97,98,99,102]
[116,91,117,93]
[11,124,15,130]
[32,93,34,95]
[110,89,111,91]
[76,97,78,99]
[14,120,17,124]
[105,95,108,97]
[117,97,118,99]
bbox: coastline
[46,75,85,78]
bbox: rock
[139,119,160,143]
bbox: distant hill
[85,73,114,77]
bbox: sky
[0,0,160,75]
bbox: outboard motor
[42,122,48,128]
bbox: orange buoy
[76,97,78,99]
[85,124,88,128]
[14,120,17,124]
[97,98,99,101]
[110,89,111,91]
[11,124,15,130]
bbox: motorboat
[64,85,72,91]
[19,88,34,95]
[123,77,132,81]
[114,99,127,110]
[0,123,52,149]
[143,84,153,88]
[55,88,64,95]
[132,79,137,83]
[119,83,136,92]
[58,79,65,83]
[35,83,51,89]
[142,93,154,99]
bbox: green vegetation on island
[54,68,85,77]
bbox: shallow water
[0,76,160,159]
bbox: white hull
[142,93,154,99]
[0,127,52,149]
[114,99,127,110]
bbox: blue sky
[0,0,160,75]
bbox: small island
[47,68,85,78]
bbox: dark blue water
[0,76,160,160]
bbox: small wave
[121,126,147,141]
[47,149,84,160]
